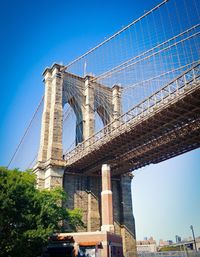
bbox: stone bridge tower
[34,63,136,255]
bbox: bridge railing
[64,62,200,163]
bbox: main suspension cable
[61,0,169,71]
[7,96,44,169]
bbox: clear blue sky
[0,0,199,242]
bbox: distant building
[174,236,200,251]
[175,235,181,243]
[159,239,173,247]
[137,237,157,253]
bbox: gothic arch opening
[62,97,83,155]
[62,103,76,155]
[96,105,111,126]
[68,97,83,145]
[95,111,104,134]
[95,105,111,134]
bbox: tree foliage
[0,167,84,257]
[158,245,182,252]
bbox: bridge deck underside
[65,82,200,176]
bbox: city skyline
[0,0,199,242]
[136,234,200,244]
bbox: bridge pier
[34,64,65,189]
[101,164,114,233]
[120,174,137,256]
[38,63,64,163]
[34,162,65,189]
[34,63,137,256]
[63,170,136,257]
[99,164,136,256]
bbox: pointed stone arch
[96,105,111,126]
[67,97,83,145]
[37,64,122,166]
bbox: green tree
[0,167,84,257]
[158,245,182,252]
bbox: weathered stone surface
[112,84,122,128]
[38,64,65,163]
[35,63,136,256]
[120,174,136,256]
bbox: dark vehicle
[45,235,75,257]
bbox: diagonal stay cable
[93,31,200,82]
[7,96,44,168]
[91,24,200,83]
[61,0,169,71]
[123,60,199,91]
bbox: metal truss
[64,63,200,175]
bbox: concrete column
[101,164,114,233]
[46,64,64,161]
[112,85,122,129]
[83,76,95,141]
[38,68,52,162]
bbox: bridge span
[64,64,200,175]
[6,0,200,255]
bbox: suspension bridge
[6,0,200,255]
[8,0,200,174]
[64,63,200,175]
